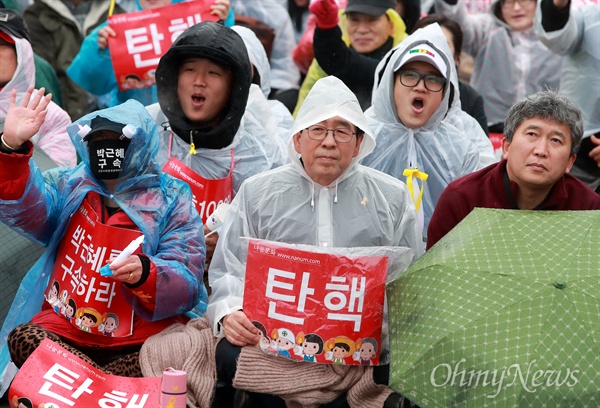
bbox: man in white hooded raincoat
[362,23,482,242]
[231,25,294,163]
[208,75,422,407]
[434,0,562,131]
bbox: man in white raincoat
[534,0,600,191]
[362,23,482,242]
[208,75,421,407]
[231,25,294,163]
[146,22,285,267]
[434,0,562,132]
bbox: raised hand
[3,87,51,149]
[211,0,231,21]
[309,0,340,30]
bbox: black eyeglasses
[397,70,446,92]
[305,125,356,143]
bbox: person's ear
[502,138,510,160]
[565,153,576,174]
[293,132,302,154]
[353,134,364,157]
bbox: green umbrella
[388,208,600,407]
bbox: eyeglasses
[305,125,356,143]
[501,0,535,7]
[397,70,446,92]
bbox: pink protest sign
[243,239,388,366]
[108,1,219,91]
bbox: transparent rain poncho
[534,3,600,138]
[232,25,294,163]
[0,35,75,168]
[207,76,423,353]
[362,23,482,242]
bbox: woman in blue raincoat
[0,90,206,388]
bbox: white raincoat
[445,58,497,166]
[232,25,294,163]
[363,24,482,242]
[230,0,300,92]
[534,3,600,137]
[434,0,563,127]
[0,34,75,168]
[207,76,422,347]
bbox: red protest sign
[243,239,388,366]
[108,1,219,91]
[46,199,142,338]
[8,338,161,408]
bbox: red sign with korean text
[243,240,388,366]
[162,155,233,223]
[46,200,142,338]
[8,338,161,408]
[108,1,219,91]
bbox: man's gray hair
[504,90,584,155]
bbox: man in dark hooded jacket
[147,21,285,269]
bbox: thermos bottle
[160,368,187,408]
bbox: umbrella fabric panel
[388,209,600,407]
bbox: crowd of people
[0,0,598,406]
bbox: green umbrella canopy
[388,208,600,407]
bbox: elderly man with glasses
[207,75,422,407]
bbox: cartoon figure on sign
[56,289,69,314]
[99,312,119,337]
[10,396,41,408]
[45,280,60,310]
[324,336,356,365]
[294,332,324,363]
[75,307,102,332]
[253,321,278,356]
[63,298,77,322]
[354,338,378,366]
[271,328,295,358]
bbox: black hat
[0,9,30,42]
[84,116,127,141]
[345,0,396,17]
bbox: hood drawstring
[310,181,315,211]
[334,180,338,203]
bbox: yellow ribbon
[108,0,115,16]
[402,167,428,212]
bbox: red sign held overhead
[243,239,388,366]
[108,1,220,91]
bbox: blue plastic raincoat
[0,99,207,389]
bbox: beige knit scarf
[139,317,218,408]
[234,346,395,408]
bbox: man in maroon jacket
[427,90,600,249]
